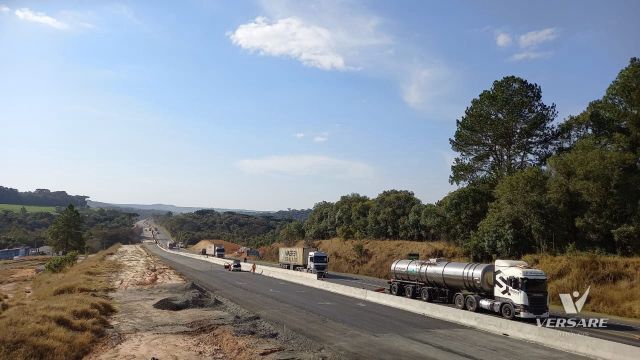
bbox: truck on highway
[388,258,549,320]
[206,245,225,258]
[279,247,328,278]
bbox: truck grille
[315,266,326,271]
[527,294,548,315]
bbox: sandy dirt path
[88,243,328,360]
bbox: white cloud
[1,5,10,13]
[313,135,328,143]
[294,132,305,139]
[495,32,512,47]
[518,28,558,48]
[510,51,552,61]
[229,16,347,71]
[15,8,68,29]
[237,155,373,178]
[402,65,453,111]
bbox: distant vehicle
[231,259,241,272]
[388,258,549,320]
[278,247,328,278]
[206,245,225,258]
[167,242,176,249]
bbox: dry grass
[523,252,640,318]
[259,238,466,279]
[0,245,121,360]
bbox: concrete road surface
[145,242,586,360]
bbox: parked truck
[206,245,225,258]
[388,258,549,320]
[278,247,328,278]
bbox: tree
[279,221,305,246]
[437,186,493,245]
[303,202,336,240]
[450,76,558,185]
[48,204,85,253]
[469,167,561,260]
[333,194,371,239]
[367,190,421,239]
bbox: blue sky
[1,1,639,210]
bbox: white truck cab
[494,260,549,319]
[308,251,328,276]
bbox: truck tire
[465,295,479,312]
[501,303,515,320]
[390,283,400,296]
[404,285,415,298]
[420,288,432,302]
[454,293,466,309]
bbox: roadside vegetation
[0,245,120,360]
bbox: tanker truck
[389,258,549,320]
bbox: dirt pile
[153,282,221,311]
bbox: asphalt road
[144,241,588,360]
[142,220,639,348]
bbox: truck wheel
[390,283,400,296]
[501,303,515,320]
[420,288,432,302]
[465,295,478,312]
[404,286,415,298]
[454,293,466,309]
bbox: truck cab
[214,245,225,258]
[308,251,328,276]
[493,260,549,319]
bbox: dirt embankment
[90,244,331,359]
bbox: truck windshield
[313,256,327,263]
[523,278,547,293]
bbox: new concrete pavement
[144,242,587,359]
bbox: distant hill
[86,200,311,221]
[0,186,88,207]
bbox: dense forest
[156,210,295,248]
[160,58,640,260]
[0,207,139,252]
[0,187,88,207]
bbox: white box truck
[278,247,328,278]
[206,244,225,258]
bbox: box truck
[206,245,225,258]
[278,247,328,278]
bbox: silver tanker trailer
[389,258,549,320]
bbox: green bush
[44,251,79,273]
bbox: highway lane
[144,242,585,360]
[142,220,640,347]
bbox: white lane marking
[355,302,367,307]
[295,290,306,293]
[236,282,247,285]
[269,289,280,293]
[318,302,334,305]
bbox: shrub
[45,251,79,273]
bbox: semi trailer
[206,245,225,258]
[389,258,549,320]
[278,247,328,278]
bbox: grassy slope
[0,203,57,214]
[0,245,121,360]
[259,238,640,319]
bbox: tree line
[0,187,88,207]
[296,58,640,260]
[0,205,140,253]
